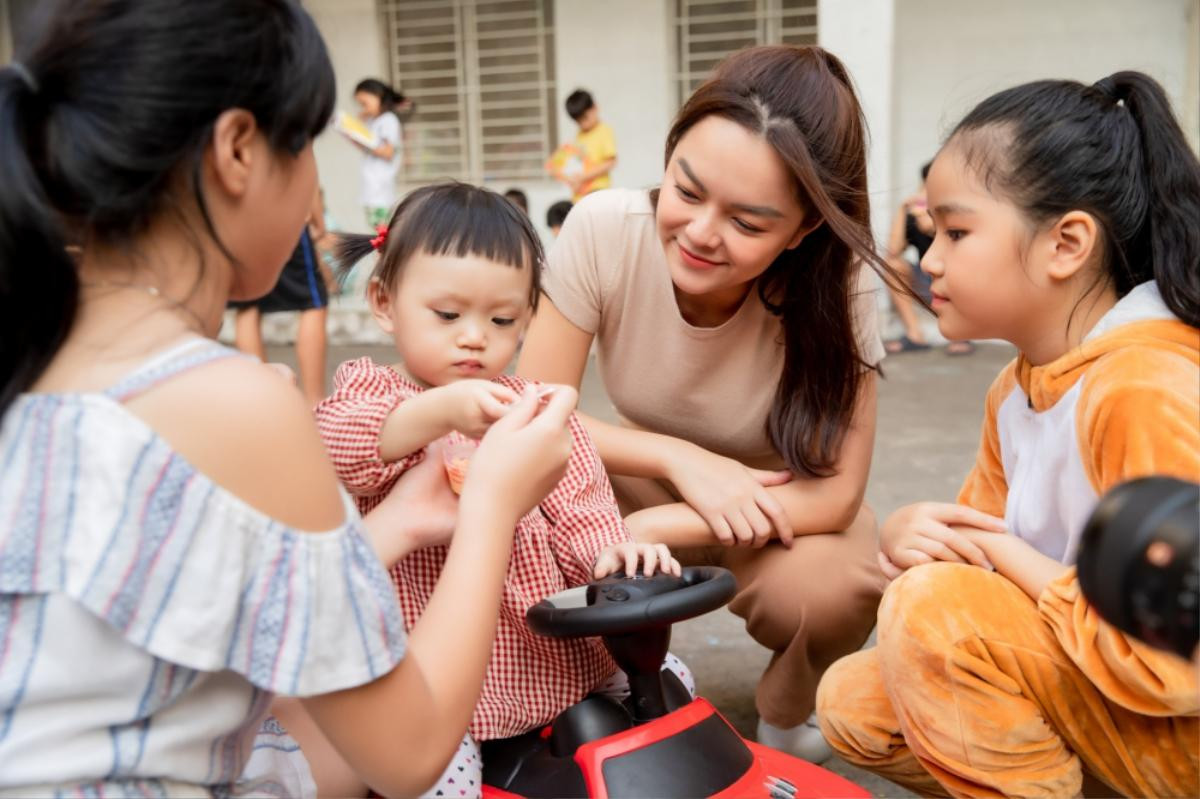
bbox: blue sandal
[884,335,932,354]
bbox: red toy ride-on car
[480,566,869,799]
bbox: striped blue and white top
[0,339,407,797]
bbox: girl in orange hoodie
[816,71,1199,798]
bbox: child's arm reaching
[314,359,517,496]
[375,379,518,460]
[593,541,681,579]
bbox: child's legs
[295,307,328,405]
[421,734,483,799]
[593,652,696,699]
[877,563,1199,799]
[233,306,266,361]
[816,647,949,796]
[885,278,926,342]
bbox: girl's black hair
[0,0,335,416]
[336,182,543,311]
[948,71,1200,327]
[354,78,411,116]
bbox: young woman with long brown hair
[517,45,904,760]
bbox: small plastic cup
[442,438,479,495]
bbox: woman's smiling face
[655,115,811,303]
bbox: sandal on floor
[946,340,976,356]
[884,335,932,354]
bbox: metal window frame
[380,0,556,184]
[674,0,818,104]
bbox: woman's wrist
[657,436,699,483]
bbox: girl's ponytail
[0,64,78,415]
[1102,71,1200,326]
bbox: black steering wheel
[526,566,737,638]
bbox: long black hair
[337,182,543,311]
[0,0,335,417]
[948,71,1200,327]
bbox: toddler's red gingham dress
[315,358,625,740]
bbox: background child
[0,2,580,797]
[817,71,1199,798]
[546,199,573,236]
[348,78,408,227]
[557,89,617,202]
[312,182,688,798]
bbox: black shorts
[230,230,328,313]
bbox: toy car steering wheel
[526,566,737,638]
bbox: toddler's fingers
[479,394,511,421]
[489,387,540,431]
[654,544,675,576]
[640,545,658,576]
[489,383,521,404]
[622,545,639,577]
[592,550,616,579]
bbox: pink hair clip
[370,223,389,252]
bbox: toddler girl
[313,183,689,797]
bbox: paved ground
[266,338,1017,797]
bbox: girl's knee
[878,562,985,642]
[815,649,895,759]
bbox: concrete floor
[267,338,1017,798]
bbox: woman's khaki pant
[612,475,885,728]
[817,563,1200,798]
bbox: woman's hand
[664,441,795,548]
[435,379,521,439]
[593,541,682,579]
[461,385,578,525]
[362,439,460,566]
[880,502,1004,572]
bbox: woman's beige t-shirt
[542,188,886,470]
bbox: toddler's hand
[593,542,682,579]
[438,379,520,439]
[462,385,577,526]
[880,502,1004,572]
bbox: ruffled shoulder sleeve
[1,396,406,696]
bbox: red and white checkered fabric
[315,358,625,739]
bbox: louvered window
[674,0,818,103]
[379,0,557,183]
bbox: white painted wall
[551,0,676,195]
[304,0,386,237]
[0,0,11,64]
[818,0,896,245]
[890,0,1200,213]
